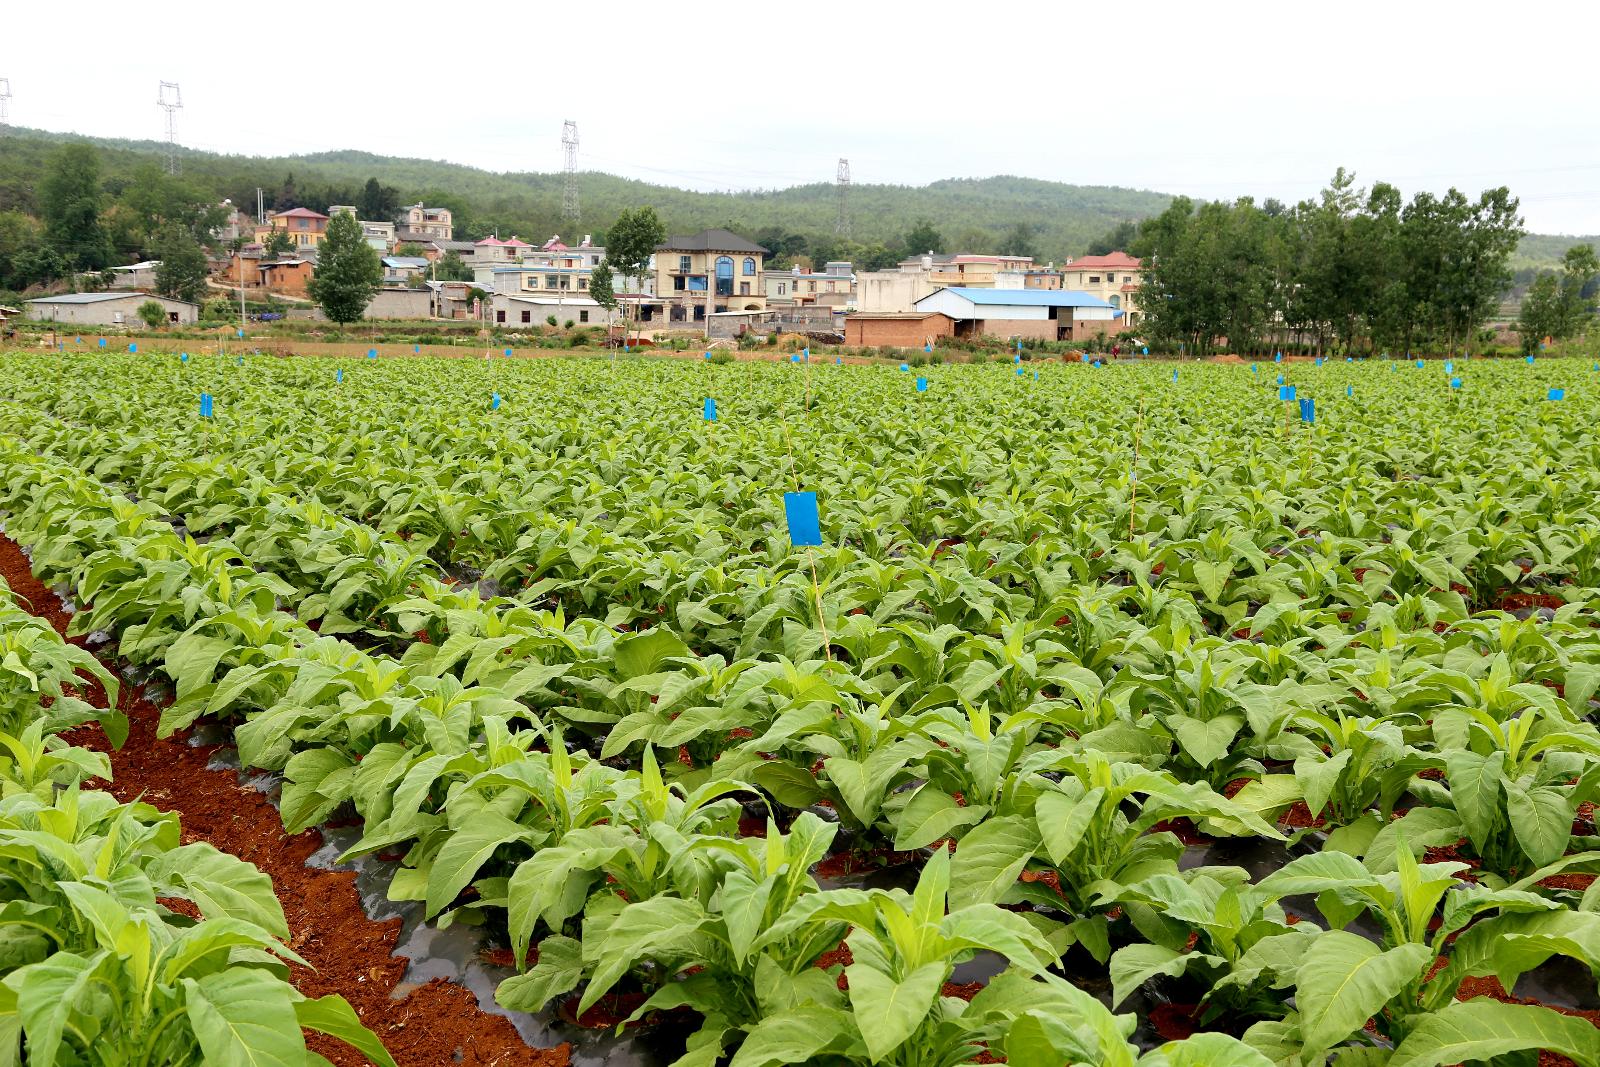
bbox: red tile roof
[272,207,329,220]
[1062,252,1141,271]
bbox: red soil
[0,536,568,1067]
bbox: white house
[912,287,1118,342]
[25,292,199,327]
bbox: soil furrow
[0,534,569,1067]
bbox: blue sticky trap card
[1279,385,1296,401]
[791,353,801,363]
[1016,367,1025,376]
[504,347,513,357]
[1346,356,1352,362]
[75,336,81,344]
[236,328,244,339]
[180,353,188,363]
[1450,377,1462,389]
[1316,357,1323,367]
[236,355,243,365]
[704,351,712,361]
[703,396,717,420]
[1251,363,1257,373]
[1276,373,1285,385]
[1032,370,1039,380]
[336,368,343,384]
[368,348,377,359]
[783,491,823,547]
[803,347,810,360]
[1142,346,1149,355]
[491,392,501,410]
[1093,360,1103,368]
[899,362,909,371]
[1549,388,1565,401]
[1445,361,1453,373]
[128,343,137,353]
[835,357,842,365]
[1172,369,1178,381]
[98,338,106,347]
[1527,354,1536,363]
[924,343,932,353]
[916,376,928,392]
[1274,352,1282,362]
[1300,398,1315,423]
[1346,385,1353,397]
[1016,340,1023,352]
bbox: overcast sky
[6,0,1598,234]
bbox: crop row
[2,352,1600,1065]
[0,551,395,1065]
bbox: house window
[673,276,686,291]
[578,278,588,289]
[715,256,733,297]
[740,282,750,295]
[679,255,692,273]
[521,310,531,323]
[525,277,538,290]
[1109,295,1121,309]
[579,310,589,322]
[547,277,560,288]
[1124,276,1133,283]
[1089,275,1100,283]
[559,276,571,289]
[743,257,756,275]
[778,283,786,295]
[496,310,505,323]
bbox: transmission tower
[0,79,12,133]
[835,158,851,238]
[157,81,183,174]
[561,120,580,227]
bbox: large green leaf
[1294,930,1429,1053]
[183,968,306,1067]
[845,961,944,1061]
[949,815,1038,909]
[294,994,398,1067]
[494,935,584,1013]
[1390,999,1600,1067]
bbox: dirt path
[0,535,569,1067]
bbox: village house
[474,236,535,264]
[1058,252,1143,326]
[401,203,453,242]
[909,287,1119,341]
[648,229,767,325]
[763,261,854,307]
[383,256,431,284]
[25,293,198,326]
[255,207,330,250]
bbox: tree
[902,219,944,256]
[395,242,430,258]
[589,260,617,325]
[1556,244,1599,338]
[0,211,48,291]
[1086,220,1137,256]
[998,222,1038,260]
[358,177,399,222]
[604,206,665,342]
[307,212,382,323]
[432,251,473,282]
[41,143,111,271]
[1517,274,1562,354]
[136,299,166,331]
[155,227,210,304]
[264,230,295,259]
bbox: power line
[561,120,580,228]
[835,158,851,238]
[157,81,182,174]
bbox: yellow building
[254,207,330,250]
[1058,252,1143,325]
[653,228,768,324]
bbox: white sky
[5,0,1599,234]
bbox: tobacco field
[4,348,1600,1066]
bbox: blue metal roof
[919,287,1115,309]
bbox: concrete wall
[26,295,197,326]
[856,271,937,313]
[845,314,954,347]
[366,288,433,319]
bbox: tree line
[1129,169,1531,357]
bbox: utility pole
[0,79,12,133]
[561,120,580,229]
[835,158,851,238]
[157,81,183,175]
[256,187,265,225]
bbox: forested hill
[0,127,1162,262]
[0,126,1592,269]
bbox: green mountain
[0,126,1592,268]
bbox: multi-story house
[474,236,535,263]
[329,206,397,252]
[763,261,854,307]
[401,203,453,242]
[255,207,330,250]
[650,229,767,324]
[1058,252,1143,326]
